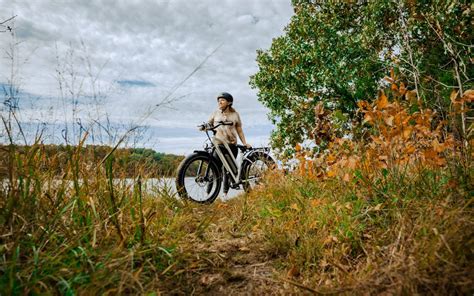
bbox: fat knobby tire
[175,153,221,204]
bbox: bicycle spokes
[177,155,222,203]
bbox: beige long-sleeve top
[208,109,242,145]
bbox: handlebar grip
[198,122,211,131]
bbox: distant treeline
[0,144,184,178]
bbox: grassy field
[0,140,472,295]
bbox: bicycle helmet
[217,92,233,104]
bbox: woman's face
[218,98,230,110]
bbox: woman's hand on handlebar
[198,122,212,131]
[198,121,232,131]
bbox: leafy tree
[250,0,472,156]
[392,1,473,140]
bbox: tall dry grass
[239,165,473,294]
[1,135,471,294]
[0,139,221,294]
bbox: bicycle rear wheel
[176,153,222,203]
[242,152,275,192]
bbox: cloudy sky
[0,0,294,155]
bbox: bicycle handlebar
[198,121,233,131]
[197,121,270,152]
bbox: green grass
[0,143,472,294]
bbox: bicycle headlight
[203,139,211,151]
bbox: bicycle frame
[211,136,241,184]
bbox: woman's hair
[228,106,236,113]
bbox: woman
[205,92,251,197]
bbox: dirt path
[191,235,278,295]
[172,214,312,295]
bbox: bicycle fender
[191,150,222,171]
[243,150,274,163]
[239,151,275,180]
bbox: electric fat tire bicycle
[175,121,276,204]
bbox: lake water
[140,177,242,201]
[1,177,242,201]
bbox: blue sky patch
[116,80,156,88]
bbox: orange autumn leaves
[295,84,466,181]
[359,91,456,168]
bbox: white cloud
[0,0,293,154]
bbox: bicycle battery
[221,147,238,175]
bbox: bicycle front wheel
[176,153,222,204]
